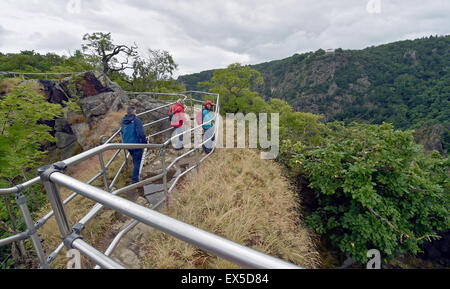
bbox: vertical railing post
[98,152,109,192]
[15,189,49,269]
[38,163,71,240]
[161,144,169,209]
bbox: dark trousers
[129,149,143,183]
[202,127,215,154]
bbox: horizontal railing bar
[0,232,29,247]
[150,127,174,138]
[163,116,217,147]
[62,143,162,168]
[126,91,187,96]
[103,103,174,144]
[71,239,125,269]
[166,129,216,172]
[50,172,300,269]
[137,102,175,117]
[143,117,169,128]
[0,71,83,75]
[0,177,40,195]
[111,172,164,196]
[183,91,220,97]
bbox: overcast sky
[0,0,449,77]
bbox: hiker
[168,99,188,150]
[121,107,148,184]
[199,100,216,154]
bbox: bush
[288,122,449,263]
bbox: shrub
[288,122,449,263]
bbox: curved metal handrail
[0,91,215,266]
[44,91,222,266]
[0,90,300,270]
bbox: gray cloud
[0,25,11,45]
[120,0,450,68]
[0,0,449,75]
[30,31,80,51]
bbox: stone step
[143,169,181,205]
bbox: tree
[131,49,179,91]
[82,32,138,75]
[270,98,327,147]
[0,82,63,267]
[199,63,264,114]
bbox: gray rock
[116,248,140,269]
[60,141,82,160]
[70,122,90,148]
[79,93,110,120]
[54,118,73,134]
[55,132,77,149]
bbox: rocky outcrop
[36,71,128,123]
[414,124,446,154]
[419,230,450,267]
[28,71,176,158]
[31,71,130,154]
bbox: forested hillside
[178,35,450,152]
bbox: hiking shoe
[137,186,145,197]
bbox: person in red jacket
[168,99,188,150]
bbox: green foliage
[269,98,327,145]
[129,49,181,92]
[0,50,94,77]
[0,83,63,268]
[0,83,63,179]
[199,63,264,114]
[288,122,449,263]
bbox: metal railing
[0,71,83,81]
[0,91,301,269]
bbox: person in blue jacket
[201,100,216,154]
[121,107,148,184]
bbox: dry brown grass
[83,110,126,148]
[67,113,87,125]
[0,78,22,95]
[138,148,321,269]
